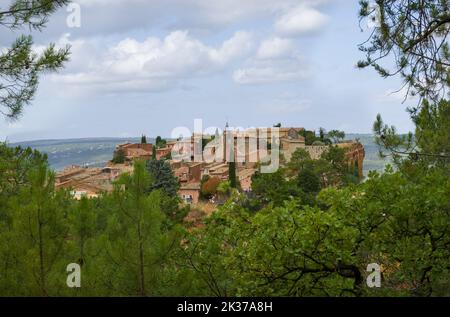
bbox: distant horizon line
[7,132,378,145]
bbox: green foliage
[297,169,321,194]
[298,129,335,145]
[140,135,147,144]
[1,160,71,296]
[146,159,179,197]
[327,130,346,144]
[0,150,187,296]
[182,163,450,297]
[413,99,450,164]
[217,181,231,197]
[360,0,450,165]
[155,136,166,149]
[202,136,214,150]
[68,196,96,267]
[102,161,172,295]
[319,146,350,184]
[0,140,448,297]
[319,127,326,141]
[300,130,318,145]
[373,99,450,165]
[2,0,450,291]
[320,165,450,296]
[0,143,48,196]
[229,161,237,188]
[287,148,311,175]
[145,159,185,225]
[354,0,450,297]
[252,145,358,210]
[251,169,301,207]
[0,0,70,30]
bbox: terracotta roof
[118,143,133,148]
[126,148,151,156]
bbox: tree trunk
[137,223,146,296]
[38,206,47,296]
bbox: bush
[112,148,126,164]
[201,177,221,199]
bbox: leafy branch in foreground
[358,0,450,107]
[373,99,450,164]
[0,0,70,120]
[0,0,69,30]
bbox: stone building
[55,163,133,200]
[179,182,201,204]
[156,147,171,160]
[115,143,153,161]
[57,128,365,203]
[238,168,257,191]
[280,135,307,162]
[173,162,204,184]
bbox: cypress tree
[229,161,237,188]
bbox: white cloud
[42,0,324,39]
[10,0,332,47]
[230,2,328,85]
[257,37,295,59]
[76,0,310,24]
[34,1,327,91]
[233,60,309,84]
[275,4,329,36]
[52,31,254,93]
[233,37,309,85]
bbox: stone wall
[305,145,329,160]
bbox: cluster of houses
[55,127,365,204]
[116,141,176,161]
[55,164,132,199]
[54,142,173,199]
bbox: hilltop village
[55,127,365,204]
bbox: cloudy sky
[1,0,415,142]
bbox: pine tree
[319,127,326,141]
[104,160,173,296]
[146,159,180,197]
[10,161,70,296]
[155,136,166,148]
[69,196,96,267]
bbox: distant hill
[11,137,149,171]
[11,135,389,175]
